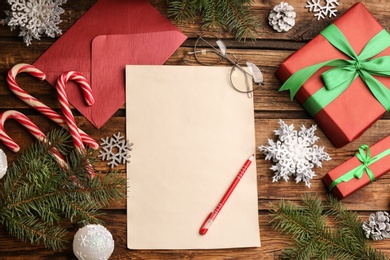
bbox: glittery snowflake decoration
[1,0,67,46]
[305,0,339,20]
[99,132,133,168]
[259,120,331,188]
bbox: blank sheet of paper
[126,65,260,249]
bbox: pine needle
[269,194,389,260]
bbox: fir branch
[84,172,127,206]
[0,129,70,197]
[328,195,367,244]
[62,197,101,224]
[168,0,198,22]
[202,0,224,30]
[168,0,259,41]
[4,215,68,251]
[0,129,127,251]
[270,194,389,260]
[66,146,98,179]
[220,0,257,40]
[270,199,314,242]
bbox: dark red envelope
[276,3,390,147]
[33,0,187,129]
[323,135,390,200]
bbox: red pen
[199,154,255,235]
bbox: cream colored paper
[126,65,260,249]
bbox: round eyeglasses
[189,36,264,98]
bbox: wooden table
[1,0,390,259]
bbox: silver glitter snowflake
[259,120,331,188]
[99,132,133,168]
[1,0,67,46]
[305,0,339,20]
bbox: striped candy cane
[7,63,99,149]
[56,71,96,178]
[0,110,68,169]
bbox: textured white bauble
[73,224,115,260]
[0,149,7,179]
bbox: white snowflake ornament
[99,132,133,168]
[259,120,331,188]
[1,0,67,46]
[305,0,339,20]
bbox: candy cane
[7,63,99,150]
[0,110,68,169]
[56,71,96,178]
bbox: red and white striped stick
[7,63,99,150]
[56,71,96,178]
[0,110,68,169]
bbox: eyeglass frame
[189,36,264,97]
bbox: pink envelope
[33,0,187,128]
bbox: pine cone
[268,2,296,32]
[362,211,390,240]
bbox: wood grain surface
[1,0,390,259]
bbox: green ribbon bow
[328,144,390,191]
[279,23,390,116]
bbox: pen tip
[199,228,208,235]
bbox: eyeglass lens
[193,37,264,96]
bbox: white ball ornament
[73,224,115,260]
[0,149,8,179]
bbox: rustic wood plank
[1,0,390,41]
[2,116,390,212]
[1,0,390,258]
[2,45,380,119]
[0,210,388,259]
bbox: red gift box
[322,135,390,200]
[276,3,390,148]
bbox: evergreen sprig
[270,194,389,260]
[0,129,127,251]
[168,0,258,41]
